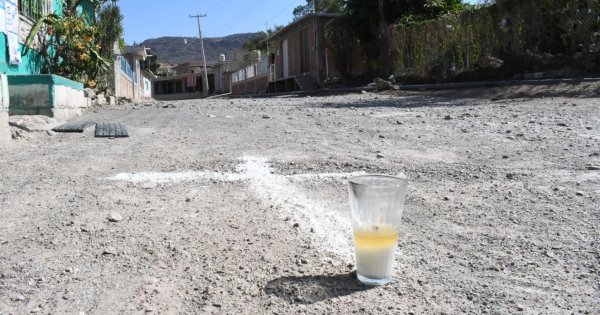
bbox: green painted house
[0,0,95,141]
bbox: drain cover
[95,123,129,138]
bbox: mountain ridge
[141,33,261,65]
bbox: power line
[219,0,280,34]
[221,0,299,35]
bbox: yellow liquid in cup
[353,226,399,281]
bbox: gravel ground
[1,83,599,314]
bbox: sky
[119,0,481,45]
[120,0,307,44]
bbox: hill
[140,33,261,65]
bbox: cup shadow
[264,272,373,305]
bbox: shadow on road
[264,272,372,304]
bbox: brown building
[266,13,362,93]
[230,13,363,95]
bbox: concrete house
[212,54,241,94]
[114,45,153,101]
[268,12,363,93]
[230,13,363,95]
[151,63,214,100]
[0,0,95,141]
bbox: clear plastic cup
[348,175,408,285]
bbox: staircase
[294,74,318,91]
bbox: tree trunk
[378,0,389,77]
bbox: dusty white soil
[1,84,599,314]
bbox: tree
[345,0,464,39]
[344,0,464,76]
[325,16,354,81]
[23,0,124,88]
[293,0,344,20]
[241,26,283,54]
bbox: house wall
[118,72,134,99]
[152,74,215,99]
[0,74,9,142]
[272,16,326,82]
[8,74,87,120]
[142,77,152,98]
[231,74,268,95]
[115,55,146,100]
[270,15,364,85]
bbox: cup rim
[348,174,408,187]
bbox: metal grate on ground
[52,121,96,133]
[95,123,129,138]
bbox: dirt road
[1,85,598,314]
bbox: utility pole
[190,14,210,97]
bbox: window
[19,0,48,21]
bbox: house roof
[125,46,149,60]
[268,12,340,41]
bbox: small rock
[506,173,515,180]
[360,90,368,94]
[585,126,592,130]
[102,247,117,255]
[185,197,191,202]
[557,122,567,127]
[207,114,217,118]
[300,258,308,264]
[107,213,123,222]
[575,191,585,196]
[443,196,450,201]
[444,115,452,120]
[30,308,42,314]
[213,303,222,308]
[502,155,509,159]
[379,135,385,139]
[261,115,270,119]
[374,78,393,90]
[586,165,600,170]
[293,223,300,228]
[376,153,385,158]
[13,295,25,301]
[396,120,403,125]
